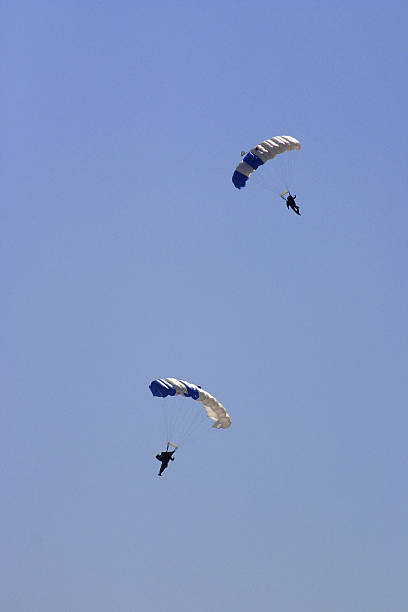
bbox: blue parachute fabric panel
[243,152,264,170]
[149,379,176,398]
[232,171,248,189]
[180,380,200,400]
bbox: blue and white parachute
[149,378,231,429]
[232,135,301,189]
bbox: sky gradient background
[2,1,408,611]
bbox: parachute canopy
[149,378,231,429]
[232,135,301,189]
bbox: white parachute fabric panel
[252,136,301,162]
[234,160,256,179]
[195,386,231,429]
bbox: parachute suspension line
[174,402,200,445]
[160,403,170,449]
[177,422,215,449]
[168,400,185,442]
[176,409,212,447]
[175,409,197,446]
[281,147,296,192]
[244,160,288,197]
[160,398,204,448]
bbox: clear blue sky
[2,1,408,610]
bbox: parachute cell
[232,135,301,189]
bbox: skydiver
[156,449,175,476]
[282,192,301,216]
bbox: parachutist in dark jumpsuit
[285,193,301,216]
[156,450,175,476]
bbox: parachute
[232,135,301,189]
[149,378,231,442]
